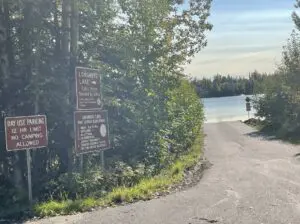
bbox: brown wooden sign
[246,102,251,111]
[75,67,102,110]
[5,115,48,151]
[74,110,110,155]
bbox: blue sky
[184,0,296,78]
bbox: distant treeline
[191,71,274,98]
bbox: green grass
[34,134,203,217]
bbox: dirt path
[26,122,300,224]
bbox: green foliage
[34,134,203,217]
[165,80,204,153]
[41,171,105,201]
[0,0,210,218]
[254,3,300,140]
[0,175,28,212]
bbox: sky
[184,0,296,78]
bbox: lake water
[202,95,256,123]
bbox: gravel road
[26,121,300,224]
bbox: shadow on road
[245,131,277,141]
[245,130,300,149]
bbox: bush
[39,161,157,202]
[34,133,204,217]
[0,175,27,211]
[29,77,205,218]
[253,31,300,139]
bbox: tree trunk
[71,0,78,61]
[0,0,8,78]
[70,0,79,172]
[1,0,25,191]
[3,0,13,72]
[62,0,74,175]
[62,0,71,61]
[0,0,9,183]
[54,0,61,57]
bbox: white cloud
[185,5,294,78]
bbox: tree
[192,72,273,98]
[0,0,212,214]
[253,0,300,138]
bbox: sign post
[245,97,251,119]
[74,67,111,170]
[79,154,84,172]
[26,149,32,203]
[4,115,48,204]
[101,151,104,169]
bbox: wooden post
[101,151,104,170]
[26,149,32,204]
[80,154,83,173]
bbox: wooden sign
[5,115,48,151]
[75,67,102,110]
[74,110,110,155]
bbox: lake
[202,95,256,123]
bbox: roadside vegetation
[246,1,300,144]
[0,0,212,220]
[34,134,204,217]
[244,118,300,145]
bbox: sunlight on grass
[34,135,203,217]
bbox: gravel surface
[25,121,300,224]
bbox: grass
[34,135,203,217]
